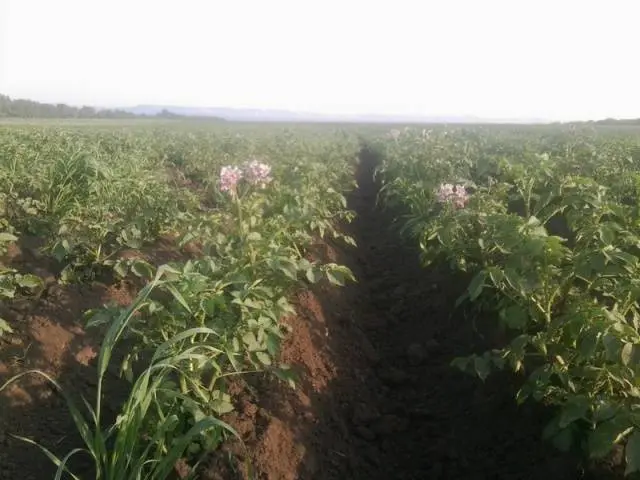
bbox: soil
[201,148,623,480]
[0,241,142,480]
[0,279,137,479]
[0,148,624,480]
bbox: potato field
[1,122,640,479]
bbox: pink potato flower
[436,183,469,208]
[219,160,273,194]
[243,159,273,188]
[219,165,243,193]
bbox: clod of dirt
[199,451,243,480]
[355,426,376,441]
[406,343,427,365]
[411,406,434,419]
[371,414,408,436]
[174,458,191,479]
[239,399,258,418]
[393,285,408,298]
[377,366,411,385]
[425,338,440,352]
[9,299,32,314]
[352,402,380,425]
[359,337,381,364]
[41,275,57,287]
[362,315,388,330]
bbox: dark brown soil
[202,148,623,480]
[0,240,140,480]
[0,149,624,480]
[0,279,136,479]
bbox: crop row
[374,126,640,475]
[0,126,359,478]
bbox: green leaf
[325,270,341,286]
[473,355,491,381]
[266,332,281,357]
[242,332,260,351]
[598,224,615,245]
[527,215,541,226]
[450,356,470,372]
[0,232,18,242]
[246,232,262,242]
[16,274,43,290]
[468,271,486,301]
[153,415,239,478]
[273,365,297,389]
[542,416,574,452]
[242,297,263,309]
[622,343,634,366]
[297,258,312,271]
[255,351,272,366]
[588,417,630,458]
[502,268,519,290]
[305,268,322,284]
[131,260,154,279]
[509,334,529,359]
[209,393,235,415]
[278,261,298,280]
[52,241,69,262]
[158,264,183,281]
[85,309,114,328]
[488,267,504,285]
[0,317,13,334]
[594,403,618,423]
[165,284,192,314]
[324,264,355,286]
[343,235,357,247]
[113,261,129,278]
[625,430,640,475]
[552,427,574,452]
[603,333,621,362]
[559,398,589,428]
[11,435,83,480]
[500,304,528,330]
[578,330,599,358]
[531,334,548,355]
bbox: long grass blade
[152,416,242,479]
[11,435,84,480]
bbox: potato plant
[0,124,359,476]
[375,126,640,475]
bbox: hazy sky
[0,0,637,121]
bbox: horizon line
[3,93,637,124]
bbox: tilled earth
[207,148,622,480]
[1,149,623,480]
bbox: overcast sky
[0,0,637,121]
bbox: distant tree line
[567,118,640,126]
[593,118,640,126]
[0,94,142,119]
[0,94,205,120]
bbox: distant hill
[574,118,640,126]
[123,105,549,124]
[0,94,225,121]
[0,94,141,119]
[0,93,550,124]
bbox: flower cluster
[220,166,243,193]
[219,159,273,194]
[436,183,469,208]
[244,159,272,188]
